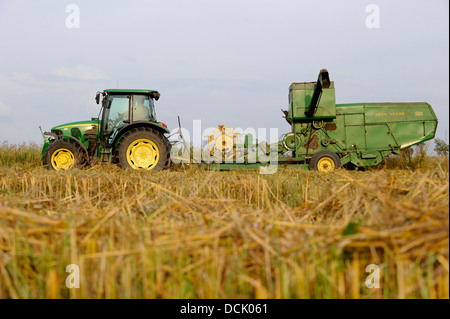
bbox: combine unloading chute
[305,69,331,117]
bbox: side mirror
[150,91,160,101]
[95,91,101,104]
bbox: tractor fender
[111,122,170,148]
[60,135,90,162]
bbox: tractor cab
[96,89,163,146]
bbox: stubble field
[0,142,448,299]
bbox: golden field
[0,142,448,299]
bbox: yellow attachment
[207,125,241,159]
[51,148,75,170]
[215,134,235,153]
[317,157,335,172]
[126,139,159,170]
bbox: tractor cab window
[103,94,130,139]
[132,95,155,122]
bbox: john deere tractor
[41,89,171,171]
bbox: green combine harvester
[41,69,438,172]
[277,69,438,171]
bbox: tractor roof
[104,89,158,94]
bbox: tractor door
[131,94,155,123]
[101,94,131,146]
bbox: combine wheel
[309,150,341,172]
[43,139,83,170]
[115,127,171,171]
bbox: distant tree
[401,147,414,168]
[414,142,428,167]
[434,138,449,156]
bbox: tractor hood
[52,120,99,137]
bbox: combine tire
[43,139,83,170]
[114,127,171,171]
[309,150,341,172]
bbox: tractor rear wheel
[114,127,171,171]
[309,150,341,172]
[43,139,83,170]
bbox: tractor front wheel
[43,139,83,170]
[114,127,171,171]
[309,150,341,172]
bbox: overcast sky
[0,0,448,146]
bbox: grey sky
[0,0,448,145]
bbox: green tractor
[41,89,171,171]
